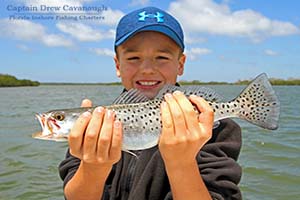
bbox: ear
[177,53,186,76]
[114,56,121,77]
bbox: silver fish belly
[34,73,280,151]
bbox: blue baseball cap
[114,7,184,51]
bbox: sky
[0,0,299,83]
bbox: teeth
[139,81,158,86]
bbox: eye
[53,113,65,121]
[157,56,169,60]
[127,56,140,60]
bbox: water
[0,85,299,199]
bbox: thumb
[81,99,93,108]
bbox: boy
[59,6,242,200]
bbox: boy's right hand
[68,99,123,168]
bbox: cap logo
[138,11,164,22]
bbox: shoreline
[1,74,299,87]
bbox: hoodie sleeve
[58,149,81,188]
[199,118,242,200]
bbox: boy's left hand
[158,91,214,167]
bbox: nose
[140,59,156,74]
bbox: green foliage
[236,78,300,85]
[181,77,300,86]
[0,74,40,87]
[1,74,299,86]
[269,78,300,85]
[179,80,230,85]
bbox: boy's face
[114,31,186,99]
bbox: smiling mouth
[136,81,161,86]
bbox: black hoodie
[59,118,242,200]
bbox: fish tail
[233,73,280,130]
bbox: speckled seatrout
[34,73,280,150]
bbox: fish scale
[34,73,280,151]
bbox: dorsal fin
[155,84,223,102]
[155,84,182,100]
[113,84,223,104]
[182,85,223,102]
[112,88,150,104]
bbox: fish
[34,73,280,150]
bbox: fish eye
[53,113,65,121]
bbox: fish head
[34,110,79,141]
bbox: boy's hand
[68,99,123,168]
[159,91,214,167]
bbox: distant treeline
[179,80,229,85]
[41,82,122,86]
[0,74,40,87]
[1,74,299,86]
[235,78,300,85]
[42,78,300,86]
[179,78,300,86]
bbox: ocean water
[0,85,299,200]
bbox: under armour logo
[138,11,164,22]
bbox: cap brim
[115,25,184,50]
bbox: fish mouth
[32,131,68,142]
[34,113,67,142]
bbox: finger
[83,107,105,158]
[97,109,115,159]
[173,91,199,131]
[189,95,214,130]
[164,93,186,137]
[81,99,93,108]
[160,101,175,139]
[68,111,91,157]
[109,120,123,159]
